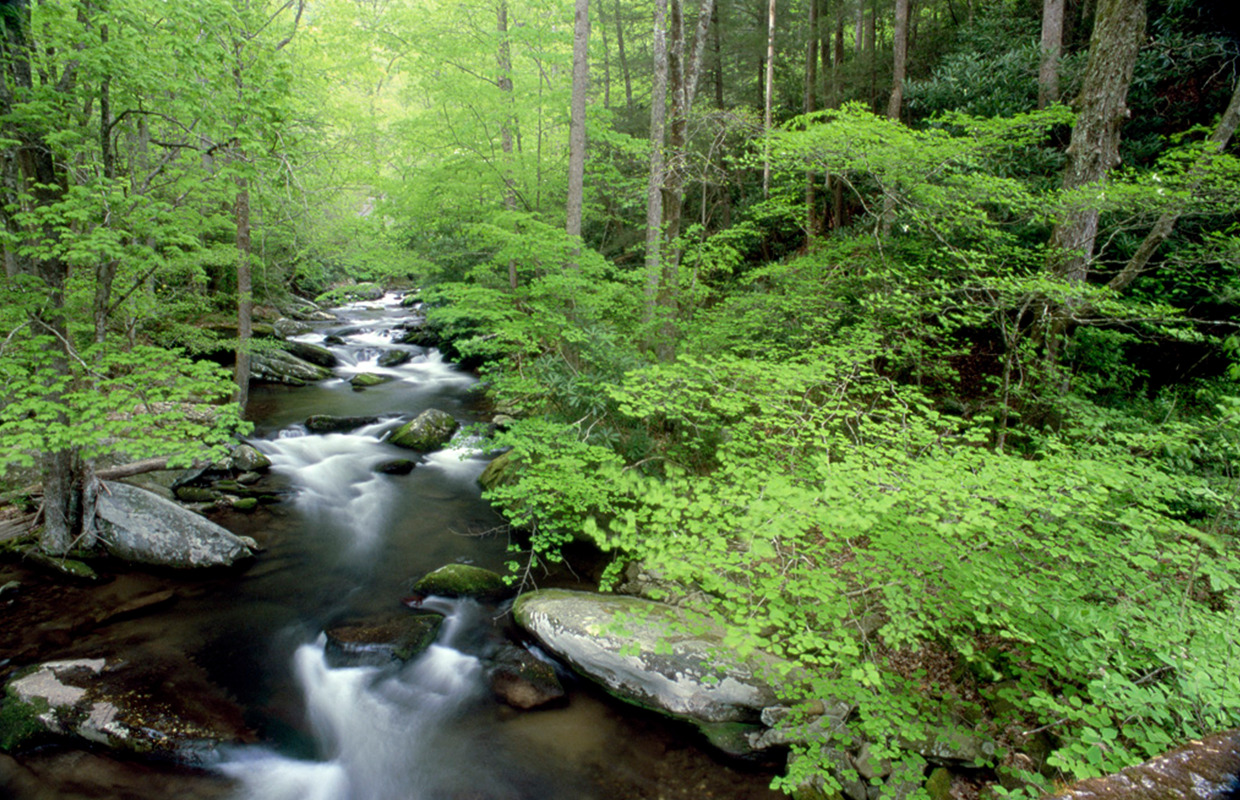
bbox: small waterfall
[220,610,484,800]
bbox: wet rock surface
[305,414,381,433]
[389,409,459,451]
[323,614,444,668]
[0,655,254,762]
[410,564,510,602]
[94,482,254,568]
[1046,729,1240,799]
[512,589,784,727]
[487,644,566,710]
[250,349,332,385]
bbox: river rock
[389,409,458,451]
[487,644,565,710]
[94,481,254,568]
[231,443,272,472]
[0,656,252,762]
[377,349,413,368]
[250,349,331,385]
[512,589,784,726]
[375,459,417,475]
[478,451,516,492]
[284,340,338,368]
[1045,728,1240,799]
[350,372,392,389]
[305,414,380,434]
[410,564,510,601]
[274,318,313,337]
[323,614,443,668]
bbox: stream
[0,294,783,800]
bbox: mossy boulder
[350,372,393,389]
[389,409,458,451]
[284,340,338,368]
[250,350,331,385]
[1045,728,1240,799]
[305,414,380,434]
[323,614,443,668]
[486,644,565,710]
[410,564,510,601]
[232,444,272,472]
[375,459,418,475]
[377,349,413,368]
[478,450,516,492]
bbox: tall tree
[1047,0,1145,285]
[1038,0,1065,108]
[566,0,590,257]
[887,0,910,120]
[763,0,776,197]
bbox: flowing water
[0,295,783,800]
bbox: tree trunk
[566,0,589,257]
[234,178,252,412]
[762,0,776,198]
[1047,0,1145,285]
[498,0,518,290]
[712,2,724,108]
[1038,0,1065,108]
[614,0,633,111]
[865,0,877,110]
[645,0,669,335]
[887,0,909,120]
[598,0,611,109]
[805,0,819,238]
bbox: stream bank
[0,293,784,800]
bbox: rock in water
[388,409,459,451]
[487,644,565,709]
[250,350,331,385]
[305,414,380,434]
[323,615,443,668]
[94,481,254,568]
[0,656,253,761]
[284,340,338,368]
[1046,729,1240,799]
[350,372,392,389]
[513,589,783,726]
[410,564,510,601]
[377,349,413,368]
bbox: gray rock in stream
[250,349,331,385]
[1045,728,1240,800]
[94,481,254,568]
[284,340,338,368]
[512,589,786,726]
[388,409,458,451]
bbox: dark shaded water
[0,295,783,800]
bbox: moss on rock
[411,564,510,601]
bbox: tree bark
[805,0,819,237]
[498,0,518,290]
[887,0,910,120]
[645,0,669,332]
[762,0,776,198]
[1038,0,1065,108]
[1047,0,1145,285]
[234,178,253,411]
[614,0,633,111]
[566,0,590,257]
[598,0,610,109]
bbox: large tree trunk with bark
[762,0,776,198]
[644,0,669,345]
[498,0,519,290]
[234,178,253,411]
[1048,0,1144,285]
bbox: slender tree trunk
[805,0,819,238]
[498,0,518,290]
[712,3,724,108]
[887,0,909,120]
[234,178,252,411]
[598,0,611,109]
[614,0,633,110]
[831,2,843,106]
[763,0,776,198]
[1047,0,1145,285]
[566,0,590,258]
[1038,0,1065,108]
[855,0,864,59]
[865,0,877,109]
[645,0,669,331]
[93,22,116,346]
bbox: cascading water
[0,293,782,800]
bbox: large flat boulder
[250,349,331,385]
[95,481,254,568]
[389,409,458,451]
[512,589,783,725]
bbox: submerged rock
[512,589,784,727]
[410,564,510,601]
[273,317,313,337]
[323,614,443,668]
[250,349,331,385]
[375,459,418,475]
[1046,729,1240,799]
[487,644,565,710]
[305,414,380,434]
[0,656,253,762]
[377,349,413,368]
[389,409,458,451]
[94,481,254,568]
